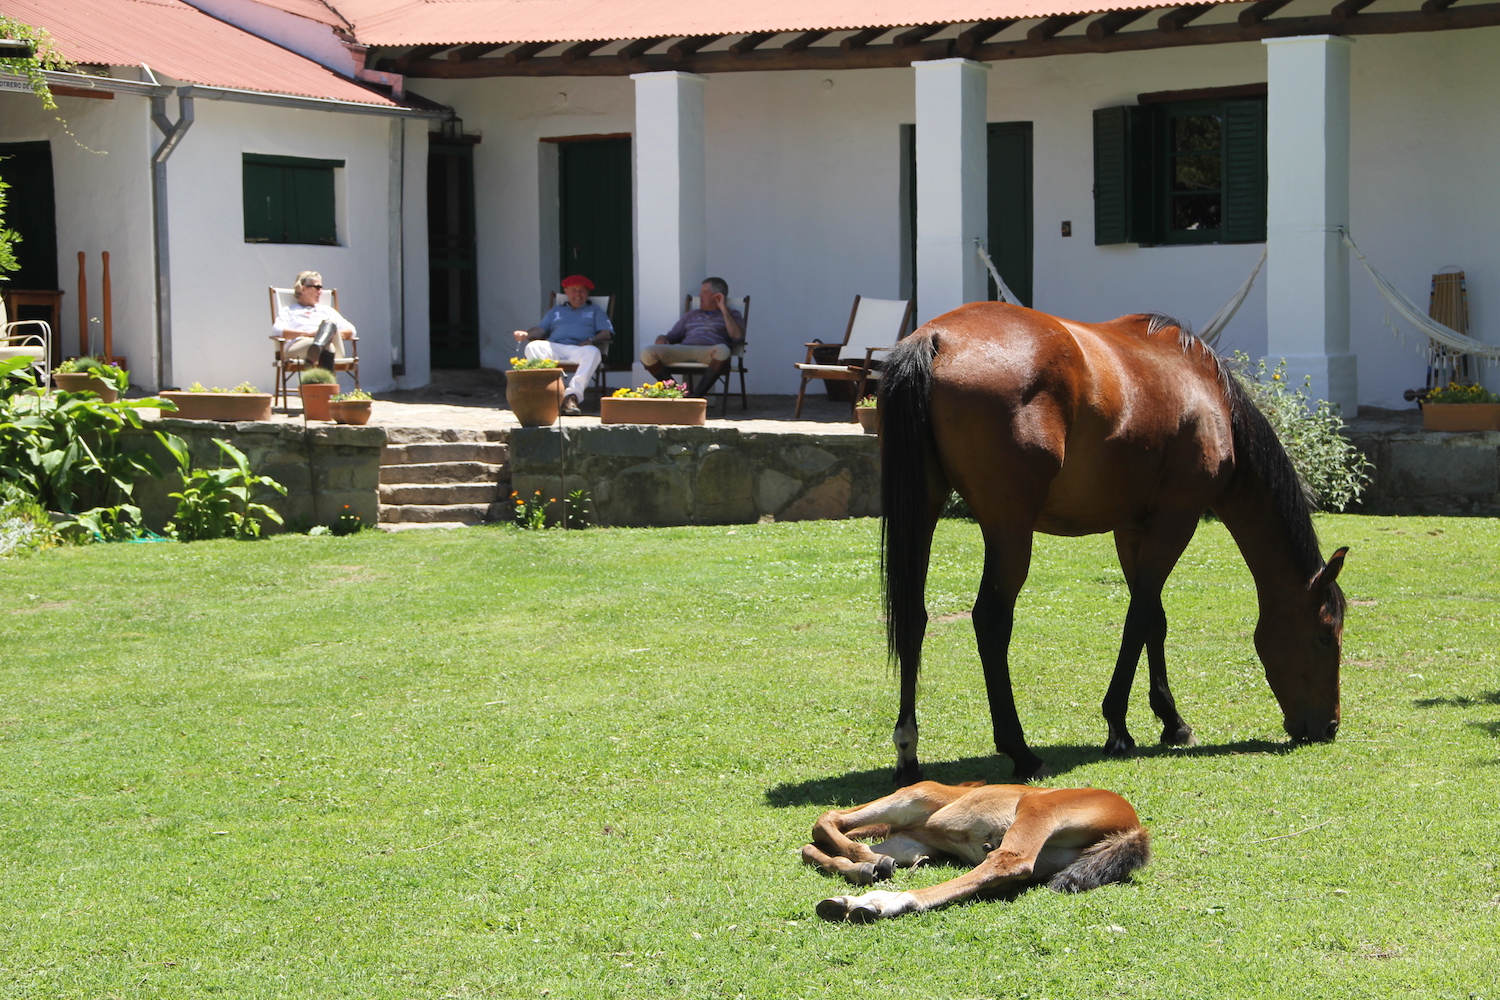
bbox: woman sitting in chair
[273,271,355,370]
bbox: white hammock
[1198,248,1266,348]
[1341,227,1500,364]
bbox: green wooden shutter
[242,160,279,242]
[242,154,341,245]
[1093,106,1132,245]
[1221,98,1267,243]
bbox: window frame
[242,153,344,246]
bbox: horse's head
[1255,547,1348,742]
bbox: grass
[1,514,1498,999]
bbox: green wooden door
[0,141,59,291]
[427,141,479,368]
[987,123,1033,307]
[559,138,633,369]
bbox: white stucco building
[4,0,1498,409]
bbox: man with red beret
[513,275,613,415]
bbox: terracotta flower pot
[159,391,273,422]
[329,399,373,425]
[505,368,565,427]
[299,382,339,420]
[855,407,881,434]
[599,396,708,426]
[1422,403,1500,432]
[54,372,119,403]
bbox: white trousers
[524,340,601,401]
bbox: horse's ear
[1310,546,1349,593]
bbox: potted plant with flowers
[855,394,880,434]
[53,357,126,403]
[1420,382,1500,432]
[298,366,339,420]
[506,356,565,427]
[328,389,373,425]
[160,381,273,421]
[600,379,706,426]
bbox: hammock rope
[974,239,1026,308]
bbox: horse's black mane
[1143,313,1326,580]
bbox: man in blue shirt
[512,274,613,415]
[640,276,745,397]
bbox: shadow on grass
[764,739,1294,808]
[1414,690,1500,708]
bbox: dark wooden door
[427,141,479,368]
[0,141,59,291]
[987,122,1033,307]
[559,137,633,369]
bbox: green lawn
[2,515,1497,999]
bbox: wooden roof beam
[955,19,1016,53]
[394,44,447,69]
[1238,0,1295,25]
[504,41,553,65]
[448,43,501,63]
[892,24,946,46]
[1087,9,1150,39]
[782,30,829,53]
[728,31,778,54]
[1332,0,1377,17]
[1027,14,1087,42]
[840,28,888,51]
[617,37,661,61]
[1158,4,1218,31]
[669,34,722,60]
[560,39,611,64]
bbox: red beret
[560,274,595,291]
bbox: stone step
[381,440,509,466]
[379,482,500,505]
[377,520,474,532]
[379,502,491,525]
[379,460,504,485]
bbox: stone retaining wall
[122,418,386,532]
[1346,426,1500,516]
[508,425,880,526]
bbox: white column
[914,58,988,326]
[631,71,707,363]
[1264,35,1356,411]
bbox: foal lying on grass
[803,780,1150,922]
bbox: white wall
[0,90,156,372]
[163,98,417,393]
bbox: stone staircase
[378,428,510,529]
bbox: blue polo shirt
[539,302,613,346]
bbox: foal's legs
[1102,521,1198,754]
[802,781,973,885]
[974,526,1047,780]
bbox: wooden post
[76,251,88,356]
[101,251,113,362]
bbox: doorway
[557,137,633,370]
[427,140,479,368]
[987,122,1033,307]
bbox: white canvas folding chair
[793,296,914,420]
[545,291,615,393]
[662,293,751,416]
[269,287,360,407]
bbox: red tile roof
[331,0,1151,47]
[1,0,401,106]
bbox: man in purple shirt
[640,277,745,397]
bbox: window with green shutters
[1093,94,1266,247]
[242,153,343,245]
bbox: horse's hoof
[1103,734,1137,757]
[873,855,897,881]
[816,897,851,922]
[1011,756,1052,781]
[893,762,924,786]
[850,863,879,886]
[1161,726,1197,747]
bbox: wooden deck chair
[1427,270,1472,389]
[269,287,360,407]
[0,296,52,390]
[793,295,914,420]
[545,291,615,393]
[662,293,751,416]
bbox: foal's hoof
[1161,725,1198,747]
[816,897,853,922]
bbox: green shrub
[1232,352,1372,512]
[160,435,287,541]
[298,367,337,385]
[0,487,57,556]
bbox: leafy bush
[0,487,57,556]
[1232,353,1372,512]
[160,435,286,541]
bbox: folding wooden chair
[662,293,751,417]
[544,292,615,393]
[793,296,913,420]
[269,286,360,407]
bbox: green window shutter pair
[1093,99,1264,246]
[242,154,342,245]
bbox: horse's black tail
[1047,827,1152,893]
[880,333,939,669]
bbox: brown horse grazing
[803,780,1149,921]
[880,303,1348,784]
